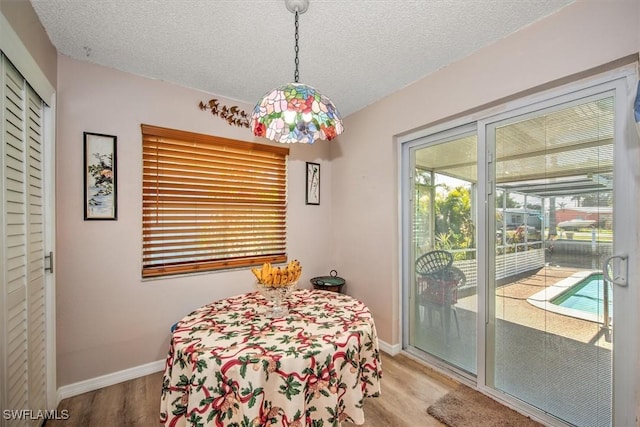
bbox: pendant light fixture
[250,0,344,144]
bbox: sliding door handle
[45,251,54,274]
[603,254,628,287]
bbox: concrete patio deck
[411,264,613,427]
[457,265,612,349]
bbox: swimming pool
[527,270,611,323]
[551,274,612,316]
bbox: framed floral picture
[306,162,320,205]
[84,132,117,220]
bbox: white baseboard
[57,359,165,403]
[378,339,401,356]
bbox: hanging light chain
[294,10,300,83]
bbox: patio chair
[422,266,466,338]
[416,250,464,338]
[415,250,453,280]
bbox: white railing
[448,243,546,292]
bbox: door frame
[608,68,639,427]
[44,99,57,407]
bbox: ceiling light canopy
[250,0,344,144]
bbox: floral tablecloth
[160,289,382,427]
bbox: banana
[251,267,258,281]
[254,260,302,287]
[261,263,270,280]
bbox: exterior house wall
[556,209,612,226]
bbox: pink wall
[55,56,336,386]
[331,1,639,345]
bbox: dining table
[160,288,382,427]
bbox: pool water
[552,274,612,315]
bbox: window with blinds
[142,125,289,278]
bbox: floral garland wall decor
[199,99,250,128]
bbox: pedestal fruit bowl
[252,260,302,318]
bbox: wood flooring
[46,368,163,427]
[45,353,456,427]
[47,352,455,427]
[344,352,456,427]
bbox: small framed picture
[306,162,320,205]
[84,132,117,220]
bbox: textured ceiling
[30,0,573,117]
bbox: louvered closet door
[1,54,46,426]
[25,69,47,423]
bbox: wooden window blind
[142,125,289,278]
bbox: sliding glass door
[486,93,615,426]
[402,70,638,426]
[404,128,478,376]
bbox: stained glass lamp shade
[251,83,343,144]
[250,0,344,144]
